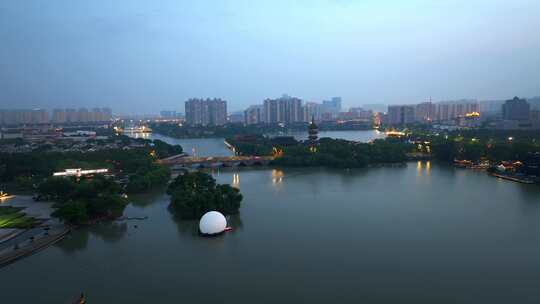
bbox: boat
[73,293,86,304]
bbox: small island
[167,172,242,220]
[226,124,413,169]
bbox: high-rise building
[502,97,530,121]
[52,109,67,123]
[387,105,415,125]
[415,102,436,123]
[263,95,303,124]
[0,109,48,125]
[211,99,227,126]
[433,100,479,121]
[263,99,279,123]
[244,105,263,125]
[185,98,228,126]
[185,99,204,126]
[322,97,342,115]
[479,100,505,116]
[34,109,48,124]
[78,108,90,122]
[282,96,303,123]
[66,109,78,123]
[91,108,102,122]
[0,107,112,126]
[303,102,322,122]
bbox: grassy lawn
[0,206,24,215]
[0,206,41,229]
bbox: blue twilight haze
[0,0,539,114]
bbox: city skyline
[2,94,540,117]
[1,1,540,114]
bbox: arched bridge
[158,155,274,169]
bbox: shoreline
[0,227,70,268]
[489,172,535,184]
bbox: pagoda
[308,116,318,152]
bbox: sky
[0,0,539,114]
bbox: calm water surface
[130,132,232,156]
[269,129,386,142]
[131,130,385,156]
[3,133,540,303]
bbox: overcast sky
[1,0,539,114]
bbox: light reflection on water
[271,169,284,186]
[417,160,431,177]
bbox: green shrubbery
[272,138,411,168]
[126,164,171,193]
[38,175,128,224]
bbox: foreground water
[3,132,540,303]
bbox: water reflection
[232,173,240,188]
[56,222,128,254]
[170,212,243,238]
[516,183,540,201]
[55,229,90,254]
[170,214,200,238]
[416,161,431,177]
[272,169,284,185]
[129,187,168,207]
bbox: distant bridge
[158,154,274,169]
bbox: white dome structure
[199,211,227,236]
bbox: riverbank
[0,196,69,267]
[0,226,70,267]
[489,172,536,184]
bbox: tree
[216,184,243,215]
[52,200,89,224]
[168,172,243,219]
[38,177,77,201]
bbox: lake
[3,131,540,303]
[130,129,386,156]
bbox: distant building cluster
[51,108,112,123]
[385,100,479,125]
[0,108,112,126]
[243,95,359,125]
[502,97,530,121]
[0,128,154,154]
[493,96,540,129]
[159,111,183,120]
[0,109,49,125]
[382,96,540,130]
[185,98,227,126]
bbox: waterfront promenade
[0,196,69,268]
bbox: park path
[0,196,69,267]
